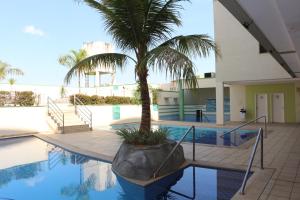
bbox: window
[259,44,267,54]
[173,98,178,104]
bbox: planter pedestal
[112,140,185,181]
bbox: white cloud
[23,25,45,36]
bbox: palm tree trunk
[139,72,151,133]
[78,71,81,93]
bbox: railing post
[193,126,195,161]
[62,114,64,134]
[264,116,267,138]
[261,130,264,169]
[90,113,93,131]
[74,95,77,114]
[240,128,263,195]
[47,97,49,115]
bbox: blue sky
[0,0,214,86]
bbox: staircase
[47,97,92,134]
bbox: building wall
[184,88,229,105]
[295,82,300,122]
[159,78,217,91]
[82,41,115,74]
[230,85,246,121]
[245,83,296,122]
[0,105,159,134]
[214,1,291,82]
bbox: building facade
[214,0,300,124]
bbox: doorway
[256,94,268,122]
[272,93,285,123]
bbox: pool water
[111,124,258,146]
[0,137,248,200]
[159,114,231,123]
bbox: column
[85,73,89,88]
[95,71,100,87]
[179,79,184,121]
[216,81,224,125]
[111,73,116,85]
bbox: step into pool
[111,124,258,147]
[0,137,249,200]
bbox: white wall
[157,91,179,105]
[0,105,158,135]
[159,78,217,91]
[229,85,246,121]
[86,105,158,127]
[0,107,51,134]
[214,1,291,82]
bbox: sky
[0,0,215,86]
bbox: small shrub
[116,128,169,145]
[69,94,140,105]
[105,96,131,104]
[0,91,10,106]
[90,95,104,105]
[15,91,35,106]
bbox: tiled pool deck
[2,121,299,200]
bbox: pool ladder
[153,116,267,195]
[153,126,196,178]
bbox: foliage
[69,94,136,105]
[151,88,162,105]
[70,0,218,133]
[90,95,105,104]
[0,60,24,82]
[105,96,131,104]
[61,174,96,200]
[0,91,35,106]
[15,91,35,106]
[58,49,87,88]
[60,86,67,98]
[116,128,169,145]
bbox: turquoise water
[111,124,258,146]
[0,137,247,200]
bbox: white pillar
[95,72,100,87]
[216,81,224,125]
[111,73,116,85]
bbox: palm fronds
[64,53,136,84]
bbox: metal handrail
[48,97,63,115]
[74,96,92,130]
[153,126,195,178]
[240,128,264,194]
[48,104,63,121]
[47,97,64,133]
[220,115,267,138]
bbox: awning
[218,0,300,78]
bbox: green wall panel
[113,105,120,120]
[245,83,296,122]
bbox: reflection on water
[0,137,246,200]
[111,124,258,146]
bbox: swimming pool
[0,137,248,200]
[111,124,258,147]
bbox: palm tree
[0,61,24,82]
[66,0,218,133]
[58,49,87,93]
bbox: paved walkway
[36,122,300,200]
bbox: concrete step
[48,111,89,132]
[58,124,90,133]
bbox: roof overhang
[225,78,300,86]
[218,0,300,78]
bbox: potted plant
[69,0,218,180]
